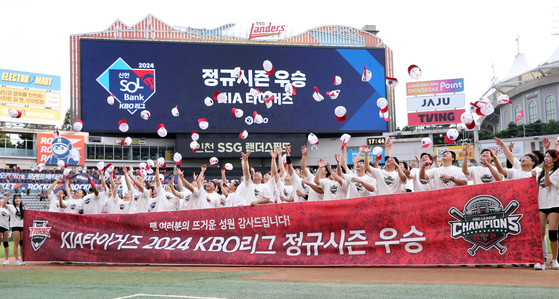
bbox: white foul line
[113,294,226,299]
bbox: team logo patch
[329,185,338,195]
[383,176,395,186]
[448,195,522,256]
[355,182,363,191]
[480,174,494,183]
[29,220,52,251]
[97,58,156,114]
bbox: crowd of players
[1,136,559,269]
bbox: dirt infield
[3,256,559,287]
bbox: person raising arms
[461,145,503,184]
[363,138,407,195]
[420,150,467,189]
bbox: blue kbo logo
[97,58,156,114]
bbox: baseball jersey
[225,192,236,207]
[129,188,151,214]
[505,168,534,180]
[277,181,294,203]
[290,172,308,202]
[344,173,378,198]
[200,191,223,209]
[537,170,559,209]
[318,178,347,201]
[48,192,66,213]
[409,168,433,192]
[148,197,158,213]
[512,158,542,176]
[64,198,84,214]
[7,204,23,227]
[466,166,503,184]
[367,168,405,195]
[0,206,9,229]
[155,187,179,212]
[105,193,121,214]
[180,189,197,210]
[82,192,105,214]
[424,166,467,189]
[265,178,280,204]
[303,172,323,202]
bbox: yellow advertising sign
[433,145,475,161]
[0,87,61,108]
[0,105,61,122]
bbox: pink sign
[406,78,464,96]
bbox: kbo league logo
[29,220,52,251]
[448,195,522,256]
[97,58,156,114]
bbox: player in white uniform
[0,195,10,265]
[288,145,323,202]
[220,169,238,207]
[493,137,540,179]
[47,178,67,212]
[233,150,273,206]
[314,157,348,201]
[123,166,151,213]
[297,146,324,201]
[169,169,199,211]
[267,148,291,203]
[462,145,504,184]
[61,179,83,214]
[106,175,131,214]
[3,192,26,265]
[407,153,438,192]
[200,177,223,209]
[420,150,468,189]
[82,172,105,215]
[340,145,377,198]
[187,165,219,210]
[363,139,408,195]
[151,163,179,212]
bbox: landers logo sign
[249,22,286,39]
[448,196,522,256]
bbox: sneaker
[15,259,24,266]
[552,260,559,270]
[2,259,8,265]
[534,263,546,270]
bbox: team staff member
[419,151,468,189]
[0,196,9,265]
[3,192,26,265]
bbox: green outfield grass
[0,270,558,299]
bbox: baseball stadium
[1,13,559,299]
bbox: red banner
[24,178,542,265]
[407,109,465,126]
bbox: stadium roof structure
[478,42,559,131]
